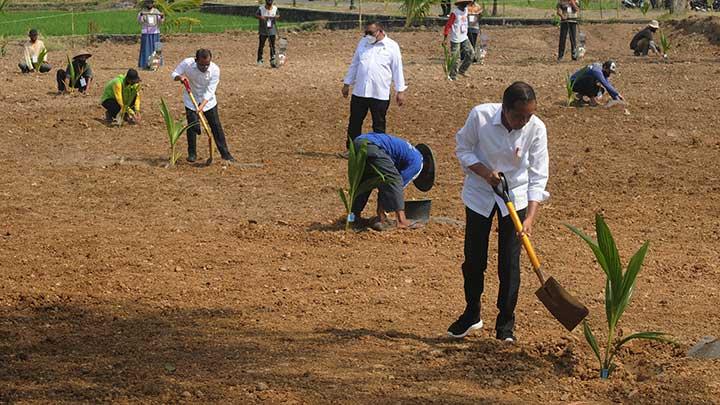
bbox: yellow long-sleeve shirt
[100,75,141,113]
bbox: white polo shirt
[343,35,407,101]
[455,103,550,217]
[171,57,220,112]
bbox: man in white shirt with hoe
[342,21,407,152]
[172,48,235,163]
[448,82,550,343]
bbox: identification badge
[266,19,272,28]
[80,77,87,87]
[469,15,477,23]
[147,14,157,25]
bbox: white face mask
[365,34,378,44]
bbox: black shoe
[186,154,197,163]
[496,332,516,343]
[222,156,236,163]
[447,314,483,338]
[105,111,114,123]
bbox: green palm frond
[160,97,197,165]
[567,214,672,378]
[339,138,390,231]
[400,0,437,27]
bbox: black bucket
[405,199,432,223]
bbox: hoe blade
[535,276,589,331]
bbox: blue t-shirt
[571,63,620,100]
[356,133,423,187]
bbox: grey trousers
[351,142,404,215]
[450,39,475,78]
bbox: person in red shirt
[443,0,475,80]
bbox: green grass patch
[0,10,265,37]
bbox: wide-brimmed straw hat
[73,50,93,59]
[648,20,660,29]
[413,144,436,192]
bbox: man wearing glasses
[172,48,235,163]
[448,82,550,343]
[342,22,407,154]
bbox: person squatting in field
[56,50,94,94]
[570,60,624,106]
[448,82,550,343]
[100,68,142,125]
[350,133,433,231]
[18,29,51,74]
[630,20,664,57]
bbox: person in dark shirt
[570,61,624,106]
[56,51,93,94]
[630,20,662,57]
[350,133,431,230]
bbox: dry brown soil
[1,21,720,404]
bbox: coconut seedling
[640,1,650,16]
[659,30,670,59]
[160,97,197,165]
[62,55,86,94]
[0,35,9,57]
[113,83,140,127]
[338,138,387,231]
[31,48,48,72]
[442,43,460,80]
[565,73,576,107]
[566,214,674,379]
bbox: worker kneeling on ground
[570,60,623,106]
[100,68,142,125]
[350,132,433,231]
[630,20,663,57]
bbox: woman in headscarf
[137,0,164,69]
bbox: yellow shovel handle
[506,201,545,284]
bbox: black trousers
[633,38,651,56]
[462,205,525,338]
[440,0,451,15]
[102,98,137,119]
[558,22,578,60]
[572,75,605,98]
[56,70,87,92]
[257,34,276,62]
[351,142,404,214]
[346,95,390,144]
[185,106,233,160]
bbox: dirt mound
[670,15,720,44]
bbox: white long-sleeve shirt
[343,35,407,101]
[171,57,220,112]
[455,103,550,217]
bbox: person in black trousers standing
[448,82,550,343]
[171,49,235,163]
[557,0,579,61]
[256,0,280,66]
[342,22,407,152]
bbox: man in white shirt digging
[342,21,407,151]
[448,82,550,343]
[171,48,235,163]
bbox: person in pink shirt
[137,0,164,69]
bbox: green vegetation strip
[0,10,267,37]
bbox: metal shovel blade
[535,276,589,331]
